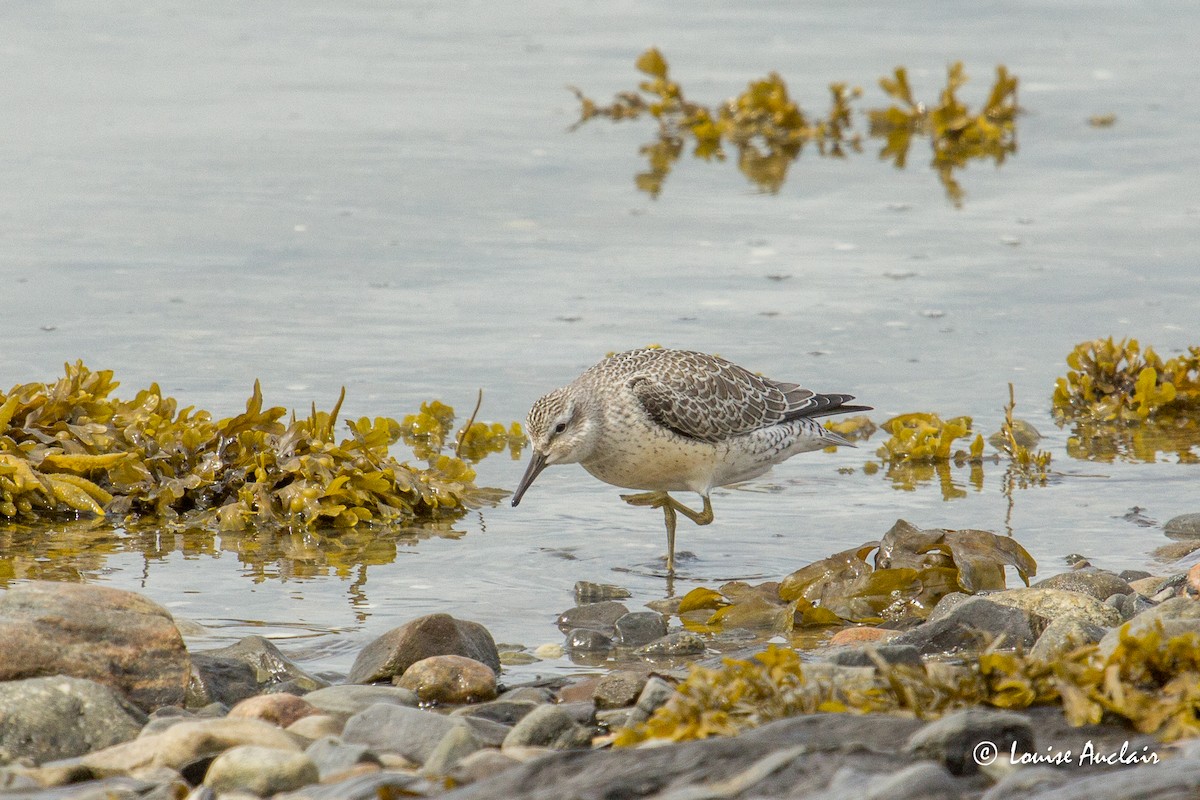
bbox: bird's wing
[627,353,828,442]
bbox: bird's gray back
[577,349,835,443]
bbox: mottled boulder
[1164,512,1200,540]
[893,597,1034,655]
[1099,596,1200,657]
[189,635,327,707]
[395,655,498,704]
[593,670,650,710]
[987,587,1121,632]
[0,676,146,765]
[228,693,320,728]
[1030,617,1108,662]
[341,703,461,765]
[1033,569,1132,602]
[501,704,591,751]
[613,612,668,647]
[79,716,302,776]
[348,614,499,684]
[204,744,319,796]
[0,581,189,711]
[304,736,383,780]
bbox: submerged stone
[556,601,630,635]
[348,613,500,685]
[613,611,668,648]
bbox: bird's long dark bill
[511,451,548,507]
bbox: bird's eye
[553,422,567,435]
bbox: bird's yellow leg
[620,492,715,574]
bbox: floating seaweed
[991,384,1052,489]
[569,49,1017,203]
[868,63,1018,206]
[0,362,523,530]
[616,625,1200,746]
[1053,338,1200,463]
[873,412,984,499]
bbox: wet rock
[826,644,924,669]
[927,591,970,622]
[501,704,592,751]
[893,597,1034,655]
[1017,756,1200,800]
[565,628,613,653]
[573,581,631,605]
[189,636,327,706]
[80,717,302,776]
[0,581,189,712]
[827,626,900,647]
[1029,617,1108,662]
[1120,569,1154,584]
[556,675,601,703]
[449,749,520,785]
[451,699,539,727]
[1105,591,1154,621]
[441,713,929,800]
[304,736,383,779]
[228,693,319,728]
[204,744,319,796]
[271,770,431,800]
[1152,540,1200,561]
[341,703,462,765]
[987,587,1121,632]
[0,675,147,765]
[1164,512,1200,540]
[348,614,500,684]
[395,655,498,704]
[1034,568,1132,601]
[558,700,596,728]
[1127,575,1167,596]
[635,631,707,657]
[1099,596,1200,657]
[593,669,650,709]
[613,611,668,648]
[422,724,486,777]
[287,714,344,742]
[555,601,629,634]
[906,708,1034,776]
[188,652,259,707]
[837,761,962,799]
[981,765,1070,800]
[301,685,418,717]
[500,685,557,704]
[624,676,676,727]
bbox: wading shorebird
[510,348,869,573]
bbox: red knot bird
[511,348,870,573]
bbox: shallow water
[2,1,1198,679]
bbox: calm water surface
[2,1,1197,678]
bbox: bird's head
[511,387,598,506]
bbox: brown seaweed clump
[570,49,1017,203]
[1053,338,1200,463]
[617,624,1200,746]
[0,362,523,530]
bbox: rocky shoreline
[3,526,1200,799]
